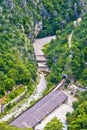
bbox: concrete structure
[33,36,55,73]
[68,83,87,94]
[10,90,68,129]
[36,55,50,73]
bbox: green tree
[44,117,63,130]
[4,78,15,91]
[72,101,79,110]
[67,97,87,130]
[0,123,32,130]
[81,68,87,85]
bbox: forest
[66,91,87,129]
[0,0,39,97]
[0,0,87,130]
[44,14,87,87]
[0,0,86,97]
[38,0,83,37]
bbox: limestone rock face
[1,0,87,40]
[4,0,15,9]
[22,0,27,8]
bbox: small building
[68,84,78,95]
[68,83,87,94]
[10,90,68,129]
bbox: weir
[33,36,55,73]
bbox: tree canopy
[44,13,87,87]
[0,123,32,130]
[44,117,63,130]
[67,91,87,130]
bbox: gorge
[0,0,87,130]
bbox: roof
[10,90,68,128]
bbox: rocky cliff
[0,0,87,97]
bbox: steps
[36,55,50,73]
[33,37,56,73]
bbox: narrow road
[68,31,74,48]
[0,36,55,122]
[68,17,82,49]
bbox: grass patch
[0,78,39,117]
[42,42,50,54]
[4,86,26,104]
[43,82,55,96]
[30,99,39,107]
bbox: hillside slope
[0,0,41,97]
[38,0,87,37]
[0,0,87,101]
[0,0,87,130]
[44,14,87,87]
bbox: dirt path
[68,31,74,48]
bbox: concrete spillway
[33,36,55,73]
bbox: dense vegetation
[0,0,87,97]
[0,0,41,98]
[44,117,63,130]
[0,123,32,130]
[43,23,73,84]
[66,91,87,130]
[43,5,87,129]
[0,0,87,129]
[71,14,87,86]
[38,0,85,37]
[44,13,87,88]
